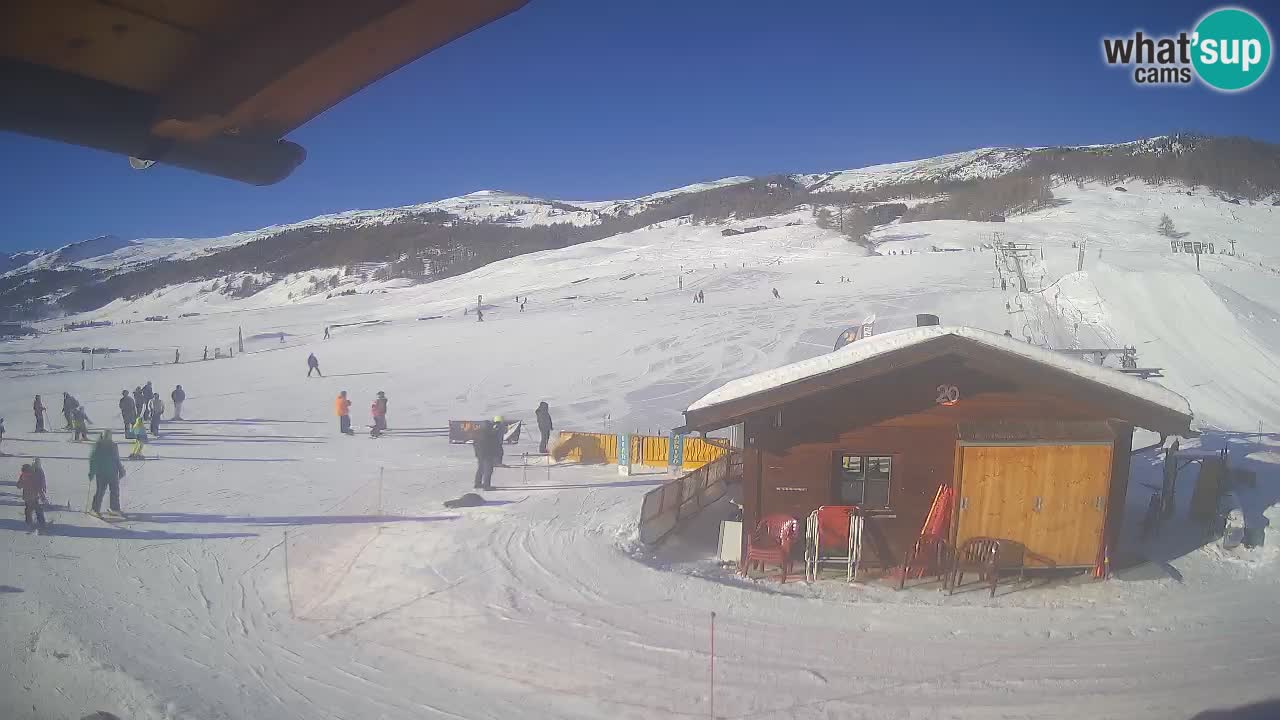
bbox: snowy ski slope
[1,181,1279,719]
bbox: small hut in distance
[682,323,1193,580]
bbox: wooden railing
[638,450,742,545]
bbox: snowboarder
[335,391,353,435]
[71,406,91,442]
[323,326,331,340]
[370,392,388,437]
[679,276,683,290]
[128,416,147,459]
[89,430,126,516]
[171,385,186,420]
[535,402,554,454]
[17,463,47,532]
[280,332,285,344]
[119,390,137,431]
[473,418,503,491]
[307,353,322,377]
[148,394,164,437]
[520,302,525,312]
[61,392,78,429]
[772,288,781,299]
[33,395,46,432]
[1003,330,1013,337]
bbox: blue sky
[2,0,1276,252]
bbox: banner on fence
[449,420,522,444]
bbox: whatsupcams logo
[1102,7,1271,91]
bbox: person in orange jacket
[335,391,353,435]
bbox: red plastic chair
[805,505,857,581]
[743,513,800,583]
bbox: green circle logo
[1192,8,1272,91]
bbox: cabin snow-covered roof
[684,325,1193,435]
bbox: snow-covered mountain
[4,134,1278,322]
[0,144,1066,276]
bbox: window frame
[832,451,895,509]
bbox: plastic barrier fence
[552,430,729,469]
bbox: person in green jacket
[88,430,126,517]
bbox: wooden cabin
[682,326,1194,577]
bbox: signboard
[617,432,632,476]
[449,420,522,444]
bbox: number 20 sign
[935,384,960,406]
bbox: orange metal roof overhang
[0,0,528,185]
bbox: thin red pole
[709,611,716,719]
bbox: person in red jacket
[17,462,47,532]
[370,391,388,437]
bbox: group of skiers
[470,402,554,491]
[11,429,127,532]
[334,390,388,437]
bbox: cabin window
[834,453,893,508]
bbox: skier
[679,276,683,290]
[148,394,164,437]
[203,346,208,361]
[72,406,91,442]
[119,390,137,431]
[171,385,186,420]
[61,392,78,429]
[89,430,126,516]
[698,290,705,303]
[307,353,322,377]
[324,326,331,340]
[370,392,388,437]
[473,418,502,491]
[535,401,554,454]
[128,416,148,459]
[477,307,484,322]
[280,332,285,343]
[0,417,4,455]
[335,391,353,435]
[772,288,781,299]
[17,463,47,533]
[174,349,180,364]
[33,395,46,432]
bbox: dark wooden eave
[0,0,528,184]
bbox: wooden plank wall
[745,381,1128,569]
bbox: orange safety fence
[552,430,730,469]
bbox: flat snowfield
[2,183,1279,719]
